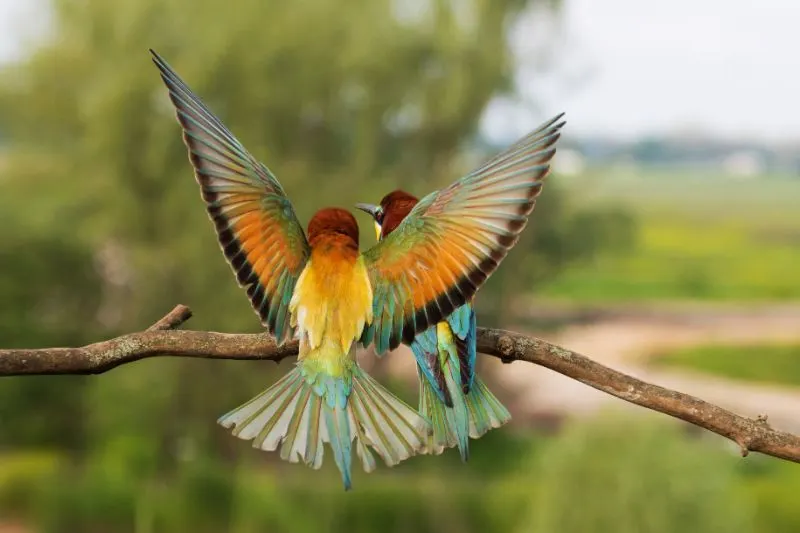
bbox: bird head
[355,189,419,241]
[307,208,360,248]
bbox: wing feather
[151,50,310,343]
[362,114,566,353]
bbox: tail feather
[219,369,303,446]
[466,376,511,439]
[350,368,431,465]
[418,362,511,460]
[419,371,450,454]
[218,363,431,490]
[418,362,470,460]
[323,405,353,488]
[279,385,313,462]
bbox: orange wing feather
[362,114,566,354]
[151,50,310,343]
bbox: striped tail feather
[417,360,511,460]
[217,363,432,490]
[465,375,511,439]
[411,305,511,461]
[418,362,470,459]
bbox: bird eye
[375,208,384,223]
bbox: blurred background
[0,0,798,531]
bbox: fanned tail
[466,376,511,439]
[418,361,511,460]
[418,361,470,460]
[217,363,431,490]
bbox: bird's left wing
[361,114,566,354]
[151,50,310,343]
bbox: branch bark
[1,304,798,464]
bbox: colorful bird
[356,187,517,460]
[150,49,565,490]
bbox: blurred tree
[0,200,101,452]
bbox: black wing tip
[539,114,567,138]
[149,48,172,77]
[400,285,473,350]
[548,112,566,126]
[149,51,186,108]
[400,327,416,347]
[532,112,566,136]
[148,49,196,108]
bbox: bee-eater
[150,49,565,490]
[357,113,566,457]
[356,187,515,460]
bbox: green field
[651,342,800,386]
[542,169,800,302]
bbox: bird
[356,187,516,460]
[356,113,566,458]
[150,48,565,490]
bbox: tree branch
[1,304,798,464]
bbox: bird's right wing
[361,114,566,354]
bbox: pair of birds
[150,50,565,490]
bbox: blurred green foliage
[7,415,800,533]
[523,415,754,533]
[543,171,800,301]
[652,342,800,386]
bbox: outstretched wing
[362,114,565,354]
[151,50,310,343]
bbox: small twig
[1,305,799,465]
[146,304,193,331]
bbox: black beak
[354,203,380,220]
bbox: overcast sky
[486,0,800,143]
[1,0,799,143]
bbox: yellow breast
[289,245,373,358]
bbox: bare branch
[1,304,799,464]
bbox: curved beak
[354,203,383,241]
[354,203,380,219]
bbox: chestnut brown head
[355,189,419,240]
[306,207,360,248]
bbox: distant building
[722,151,765,178]
[473,130,800,177]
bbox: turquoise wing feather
[409,303,475,406]
[361,114,566,354]
[151,50,310,343]
[451,303,477,393]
